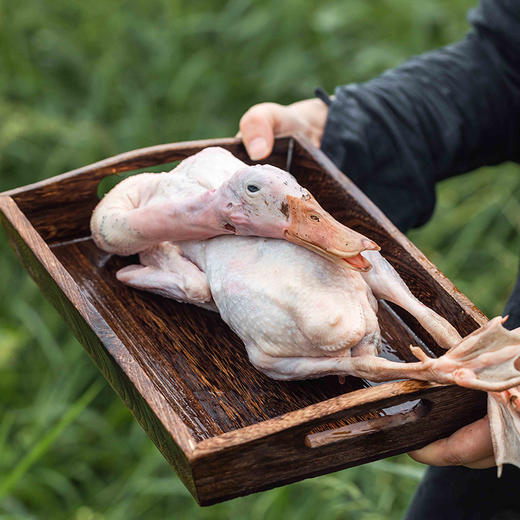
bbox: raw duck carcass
[91,147,520,473]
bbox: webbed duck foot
[488,388,520,476]
[409,316,520,392]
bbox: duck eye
[247,184,260,193]
[310,215,320,222]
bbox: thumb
[238,103,285,161]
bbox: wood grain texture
[0,136,488,505]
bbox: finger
[239,103,285,161]
[408,416,494,467]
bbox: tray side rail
[188,381,486,505]
[0,195,202,501]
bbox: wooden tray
[0,136,488,505]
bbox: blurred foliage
[1,0,518,518]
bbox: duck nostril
[515,356,520,371]
[224,223,236,233]
[310,215,320,222]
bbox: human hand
[408,415,495,469]
[237,98,329,160]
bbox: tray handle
[293,381,484,451]
[305,398,430,448]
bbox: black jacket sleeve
[321,0,520,232]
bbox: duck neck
[177,188,232,238]
[126,188,233,245]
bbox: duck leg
[361,250,462,350]
[116,241,217,310]
[247,320,520,390]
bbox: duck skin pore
[90,147,520,472]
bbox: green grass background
[1,0,519,518]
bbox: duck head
[217,164,379,271]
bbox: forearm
[322,0,520,231]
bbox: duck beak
[283,195,380,271]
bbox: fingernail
[247,137,268,160]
